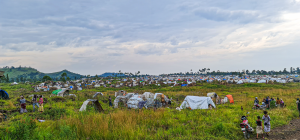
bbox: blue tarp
[0,90,9,99]
[181,84,188,87]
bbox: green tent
[52,89,62,95]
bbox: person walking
[32,94,39,112]
[109,96,112,107]
[256,116,264,139]
[297,98,300,117]
[38,95,44,113]
[262,111,271,136]
[20,96,28,113]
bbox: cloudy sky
[1,0,300,75]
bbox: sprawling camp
[0,90,9,99]
[180,96,216,110]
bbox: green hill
[0,67,83,82]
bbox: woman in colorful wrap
[20,96,28,113]
[38,95,44,113]
[262,111,271,136]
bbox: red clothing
[39,98,43,104]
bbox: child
[256,116,264,139]
[38,95,44,113]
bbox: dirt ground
[252,117,300,140]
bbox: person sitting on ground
[276,98,281,107]
[20,96,27,113]
[261,102,266,108]
[280,99,285,108]
[256,116,264,139]
[254,97,259,105]
[208,104,212,110]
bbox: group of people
[19,94,44,113]
[255,111,271,139]
[254,96,284,109]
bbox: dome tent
[180,96,216,110]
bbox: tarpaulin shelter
[52,89,62,95]
[93,92,103,98]
[225,95,234,103]
[52,88,70,97]
[180,96,216,110]
[115,90,126,97]
[127,95,144,109]
[142,92,154,99]
[0,90,9,99]
[79,99,104,112]
[114,93,134,108]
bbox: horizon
[1,0,300,75]
[0,65,299,76]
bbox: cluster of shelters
[30,74,300,92]
[113,90,171,109]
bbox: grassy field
[1,83,300,140]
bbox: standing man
[297,98,300,117]
[109,96,112,107]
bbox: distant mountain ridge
[0,67,83,81]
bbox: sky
[1,0,300,75]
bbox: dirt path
[252,118,300,140]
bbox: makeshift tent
[115,90,126,97]
[92,92,103,98]
[142,92,154,99]
[114,93,134,108]
[154,93,170,103]
[257,80,267,83]
[127,95,144,109]
[180,96,216,110]
[79,99,104,112]
[144,98,155,108]
[0,90,9,99]
[207,92,218,98]
[52,89,62,95]
[53,88,70,97]
[225,95,234,103]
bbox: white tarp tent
[180,96,216,110]
[93,92,103,98]
[143,92,154,99]
[127,95,144,109]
